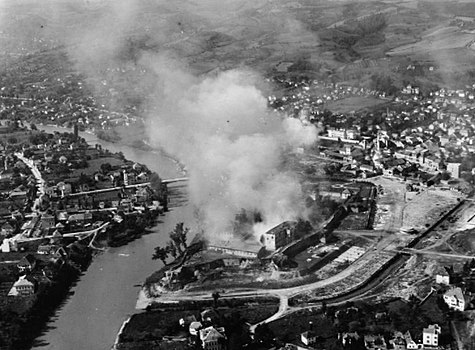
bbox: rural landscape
[2,0,475,350]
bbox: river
[32,125,197,350]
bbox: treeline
[369,74,398,95]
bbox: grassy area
[323,96,387,114]
[70,156,125,177]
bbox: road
[401,248,475,260]
[15,152,45,195]
[138,184,473,329]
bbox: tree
[166,240,177,258]
[169,222,189,254]
[178,223,189,248]
[254,324,275,346]
[212,291,220,307]
[100,163,112,174]
[152,246,168,265]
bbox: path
[15,152,45,195]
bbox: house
[340,332,360,347]
[443,287,469,311]
[423,324,441,348]
[56,182,72,196]
[1,222,15,236]
[37,244,56,255]
[179,315,197,328]
[341,188,353,199]
[189,321,203,336]
[434,266,450,285]
[17,254,37,273]
[388,331,406,350]
[447,162,461,179]
[41,214,55,229]
[8,275,36,297]
[301,331,317,346]
[364,334,387,350]
[1,238,17,252]
[199,326,227,350]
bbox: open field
[322,96,387,113]
[403,188,461,230]
[387,26,475,56]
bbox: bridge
[66,177,188,197]
[162,177,188,184]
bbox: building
[328,128,360,140]
[17,254,37,274]
[447,162,461,179]
[261,221,297,251]
[189,321,203,336]
[423,324,441,348]
[334,246,366,263]
[1,222,15,236]
[207,238,262,259]
[434,266,450,285]
[403,331,419,350]
[8,275,36,297]
[56,182,72,196]
[199,326,226,350]
[340,332,360,347]
[364,334,387,350]
[388,331,406,350]
[37,244,56,255]
[41,214,55,229]
[301,331,317,346]
[443,287,469,311]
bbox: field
[4,0,475,116]
[402,188,461,230]
[322,96,387,114]
[70,156,125,177]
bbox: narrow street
[15,152,45,195]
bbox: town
[3,53,475,350]
[0,120,172,349]
[3,0,475,350]
[111,76,475,349]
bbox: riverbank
[38,123,188,178]
[3,240,93,350]
[31,124,197,350]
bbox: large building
[422,324,441,348]
[207,238,262,259]
[443,287,469,311]
[199,326,227,350]
[261,221,297,251]
[447,162,461,179]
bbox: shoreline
[111,316,131,350]
[38,122,188,177]
[28,122,194,350]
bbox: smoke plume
[143,53,317,240]
[2,0,319,242]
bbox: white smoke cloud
[144,54,317,241]
[1,0,319,242]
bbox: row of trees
[152,222,189,265]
